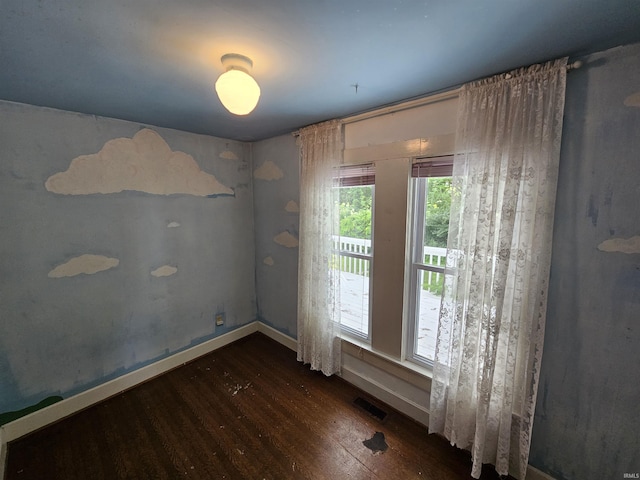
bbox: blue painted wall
[0,102,256,414]
[252,134,300,339]
[3,40,639,478]
[251,44,640,479]
[529,43,640,479]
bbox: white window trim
[405,157,453,368]
[333,171,375,342]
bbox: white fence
[333,236,372,276]
[334,236,447,290]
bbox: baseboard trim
[0,321,260,475]
[256,322,297,351]
[0,323,553,480]
[526,465,556,480]
[0,429,6,480]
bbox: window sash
[333,176,374,341]
[406,160,453,366]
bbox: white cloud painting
[45,129,233,196]
[274,231,299,248]
[254,161,284,181]
[48,254,119,278]
[151,265,178,277]
[598,236,640,254]
[285,200,300,213]
[219,150,239,160]
[624,91,640,107]
[263,256,275,266]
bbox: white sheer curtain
[296,120,343,376]
[429,58,567,479]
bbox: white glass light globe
[215,69,261,115]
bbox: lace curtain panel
[296,120,343,376]
[429,58,568,479]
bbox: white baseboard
[256,322,297,351]
[0,322,261,479]
[0,429,5,480]
[0,323,552,480]
[526,464,556,480]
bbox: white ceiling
[2,0,640,141]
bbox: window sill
[340,335,433,391]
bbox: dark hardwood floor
[6,332,507,479]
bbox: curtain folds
[296,119,343,376]
[429,58,568,478]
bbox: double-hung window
[406,156,453,365]
[333,164,374,339]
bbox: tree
[336,186,372,239]
[424,177,452,248]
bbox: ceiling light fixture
[215,53,261,116]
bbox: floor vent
[353,397,388,422]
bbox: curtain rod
[292,60,582,137]
[567,60,583,71]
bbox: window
[406,157,453,365]
[333,164,374,339]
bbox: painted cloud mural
[274,231,299,248]
[253,160,284,181]
[48,254,119,278]
[45,129,233,196]
[598,236,640,254]
[624,91,640,107]
[219,150,239,160]
[285,200,300,213]
[263,256,275,266]
[151,265,178,277]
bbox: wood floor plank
[5,332,509,479]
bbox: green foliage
[424,177,452,248]
[336,186,372,239]
[422,272,444,295]
[333,180,452,296]
[0,396,63,426]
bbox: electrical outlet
[215,312,225,326]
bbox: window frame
[405,156,453,367]
[333,164,375,341]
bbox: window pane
[334,184,373,338]
[339,186,373,240]
[414,269,441,361]
[408,174,452,365]
[339,261,370,336]
[423,177,452,250]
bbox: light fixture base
[220,53,253,73]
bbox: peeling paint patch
[623,91,640,107]
[167,221,181,228]
[263,256,275,266]
[219,150,238,160]
[285,200,300,213]
[151,265,178,277]
[49,254,119,278]
[254,161,284,181]
[598,236,640,254]
[45,128,233,196]
[274,231,299,248]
